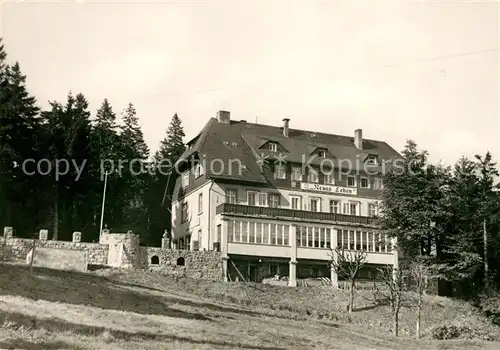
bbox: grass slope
[0,264,499,349]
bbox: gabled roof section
[176,117,402,184]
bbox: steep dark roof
[176,118,402,184]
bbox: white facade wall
[171,181,213,250]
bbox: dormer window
[194,163,204,178]
[269,142,278,152]
[366,155,379,165]
[318,149,326,158]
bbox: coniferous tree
[475,152,500,290]
[147,113,186,245]
[40,92,94,240]
[0,40,41,234]
[118,103,150,241]
[90,99,122,234]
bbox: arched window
[176,257,185,266]
[151,255,159,265]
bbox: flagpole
[99,171,109,238]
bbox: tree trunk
[349,279,355,313]
[393,305,400,337]
[483,218,489,289]
[52,185,59,240]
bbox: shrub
[479,293,500,326]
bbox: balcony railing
[216,203,378,226]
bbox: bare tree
[329,246,367,313]
[377,264,409,337]
[409,257,433,340]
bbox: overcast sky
[1,0,498,165]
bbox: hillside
[0,263,499,349]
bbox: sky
[1,0,499,166]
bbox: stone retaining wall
[1,227,222,281]
[140,247,223,281]
[4,238,108,265]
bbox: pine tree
[39,92,94,239]
[93,98,119,160]
[118,103,150,241]
[90,99,123,234]
[147,113,186,245]
[475,152,500,290]
[0,41,41,233]
[121,102,149,161]
[154,113,185,163]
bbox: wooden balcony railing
[216,203,378,226]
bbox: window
[181,202,188,222]
[310,198,321,212]
[226,189,237,203]
[350,202,358,216]
[242,222,248,242]
[247,191,257,206]
[368,203,378,217]
[347,176,356,187]
[198,193,203,214]
[181,171,189,188]
[373,178,383,190]
[186,235,191,250]
[308,168,319,183]
[291,166,302,181]
[329,200,339,213]
[366,156,379,165]
[274,164,286,179]
[176,257,185,266]
[290,196,301,210]
[360,177,369,188]
[324,172,335,185]
[269,193,280,208]
[195,230,201,250]
[343,202,358,215]
[194,163,204,178]
[179,237,185,250]
[269,142,278,152]
[318,149,326,158]
[258,193,268,207]
[151,256,159,265]
[249,222,255,243]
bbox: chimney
[217,110,230,124]
[354,129,363,150]
[282,118,290,137]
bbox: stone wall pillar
[72,231,82,243]
[39,229,48,241]
[288,225,297,287]
[120,231,140,269]
[161,230,171,249]
[4,227,13,238]
[99,228,110,244]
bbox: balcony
[216,203,378,227]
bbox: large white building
[171,111,401,286]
